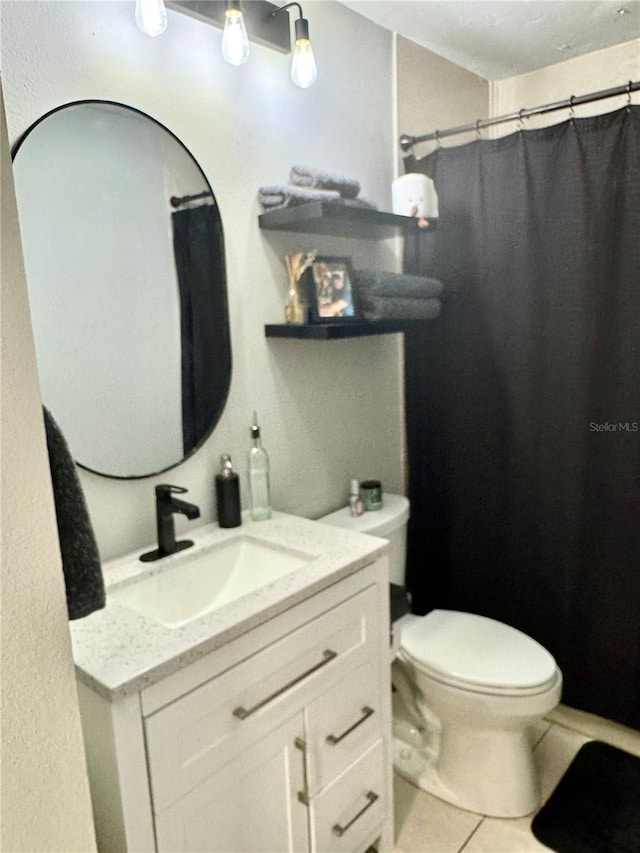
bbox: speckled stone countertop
[70,512,387,701]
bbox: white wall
[1,0,403,562]
[491,39,640,126]
[0,83,97,853]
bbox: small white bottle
[248,411,271,521]
[349,479,364,517]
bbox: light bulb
[222,7,250,66]
[291,39,317,88]
[135,0,167,37]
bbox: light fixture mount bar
[271,3,308,42]
[167,0,291,53]
[272,1,302,16]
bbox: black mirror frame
[12,99,232,480]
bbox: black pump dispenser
[215,454,242,528]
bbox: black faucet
[140,485,201,562]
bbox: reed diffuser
[283,251,316,324]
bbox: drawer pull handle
[331,791,379,837]
[294,737,310,805]
[233,649,338,720]
[326,706,374,745]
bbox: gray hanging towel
[43,407,105,620]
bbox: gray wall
[396,35,489,168]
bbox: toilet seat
[400,610,559,696]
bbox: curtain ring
[475,119,482,138]
[569,94,576,121]
[627,80,633,112]
[518,108,526,131]
[434,129,441,148]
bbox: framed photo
[305,256,358,323]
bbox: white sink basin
[108,536,312,628]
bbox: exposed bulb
[291,38,317,88]
[222,7,250,66]
[135,0,167,37]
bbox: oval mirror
[12,101,231,479]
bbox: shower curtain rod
[170,190,214,208]
[399,79,639,152]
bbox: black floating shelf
[265,320,434,340]
[258,202,437,240]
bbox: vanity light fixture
[222,1,250,66]
[166,2,291,56]
[271,2,317,88]
[153,2,314,87]
[135,0,168,36]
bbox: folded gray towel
[338,196,377,210]
[290,165,360,199]
[258,185,378,212]
[43,407,105,620]
[354,269,444,300]
[357,294,441,321]
[259,185,341,209]
[337,196,377,211]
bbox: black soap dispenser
[215,454,242,528]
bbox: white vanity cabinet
[77,559,393,853]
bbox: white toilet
[318,494,562,819]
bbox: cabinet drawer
[310,740,386,853]
[146,585,378,812]
[307,657,382,795]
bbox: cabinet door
[155,713,308,853]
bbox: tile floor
[393,704,640,853]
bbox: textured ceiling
[339,1,640,79]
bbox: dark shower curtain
[172,204,230,455]
[403,107,640,730]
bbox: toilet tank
[317,494,410,585]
